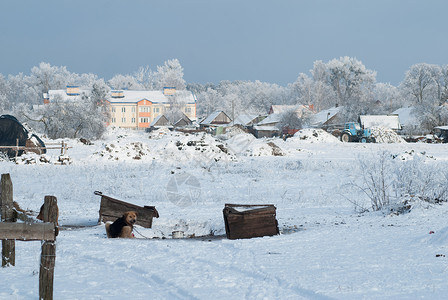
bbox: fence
[0,139,70,159]
[0,173,58,300]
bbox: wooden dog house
[223,204,279,239]
[95,191,159,228]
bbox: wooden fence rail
[0,223,56,241]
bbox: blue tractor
[340,122,375,143]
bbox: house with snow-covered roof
[149,114,171,128]
[311,106,342,128]
[230,114,264,126]
[199,111,232,129]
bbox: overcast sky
[1,0,447,86]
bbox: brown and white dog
[105,211,137,238]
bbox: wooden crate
[95,191,159,228]
[223,204,279,240]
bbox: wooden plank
[96,192,159,228]
[0,223,56,241]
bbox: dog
[105,211,137,238]
[36,203,59,226]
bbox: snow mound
[225,133,257,154]
[148,127,172,139]
[93,130,236,163]
[94,142,152,161]
[226,133,285,156]
[216,125,249,140]
[371,127,406,143]
[161,132,236,163]
[290,128,340,143]
[392,149,436,161]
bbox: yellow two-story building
[106,87,196,129]
[44,86,197,129]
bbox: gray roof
[200,111,231,125]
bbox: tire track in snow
[158,241,335,300]
[60,249,198,300]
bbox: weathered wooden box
[95,191,159,228]
[223,204,279,239]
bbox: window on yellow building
[139,107,150,113]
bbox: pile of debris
[148,127,172,139]
[168,133,237,162]
[225,133,286,156]
[95,142,152,161]
[289,128,340,143]
[392,150,436,161]
[370,127,406,143]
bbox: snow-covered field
[2,127,448,299]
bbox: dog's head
[123,211,137,226]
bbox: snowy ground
[1,127,448,299]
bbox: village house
[311,106,342,128]
[44,86,197,129]
[199,111,232,129]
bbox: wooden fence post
[39,195,58,300]
[1,173,15,267]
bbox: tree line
[0,57,447,139]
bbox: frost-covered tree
[108,74,142,90]
[289,71,335,112]
[277,106,313,130]
[134,65,157,90]
[302,57,377,121]
[326,57,376,113]
[154,59,186,90]
[33,98,108,139]
[30,62,71,95]
[194,80,288,118]
[400,64,447,132]
[90,79,110,107]
[6,73,40,105]
[373,83,404,113]
[400,63,441,104]
[0,74,8,112]
[439,65,448,104]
